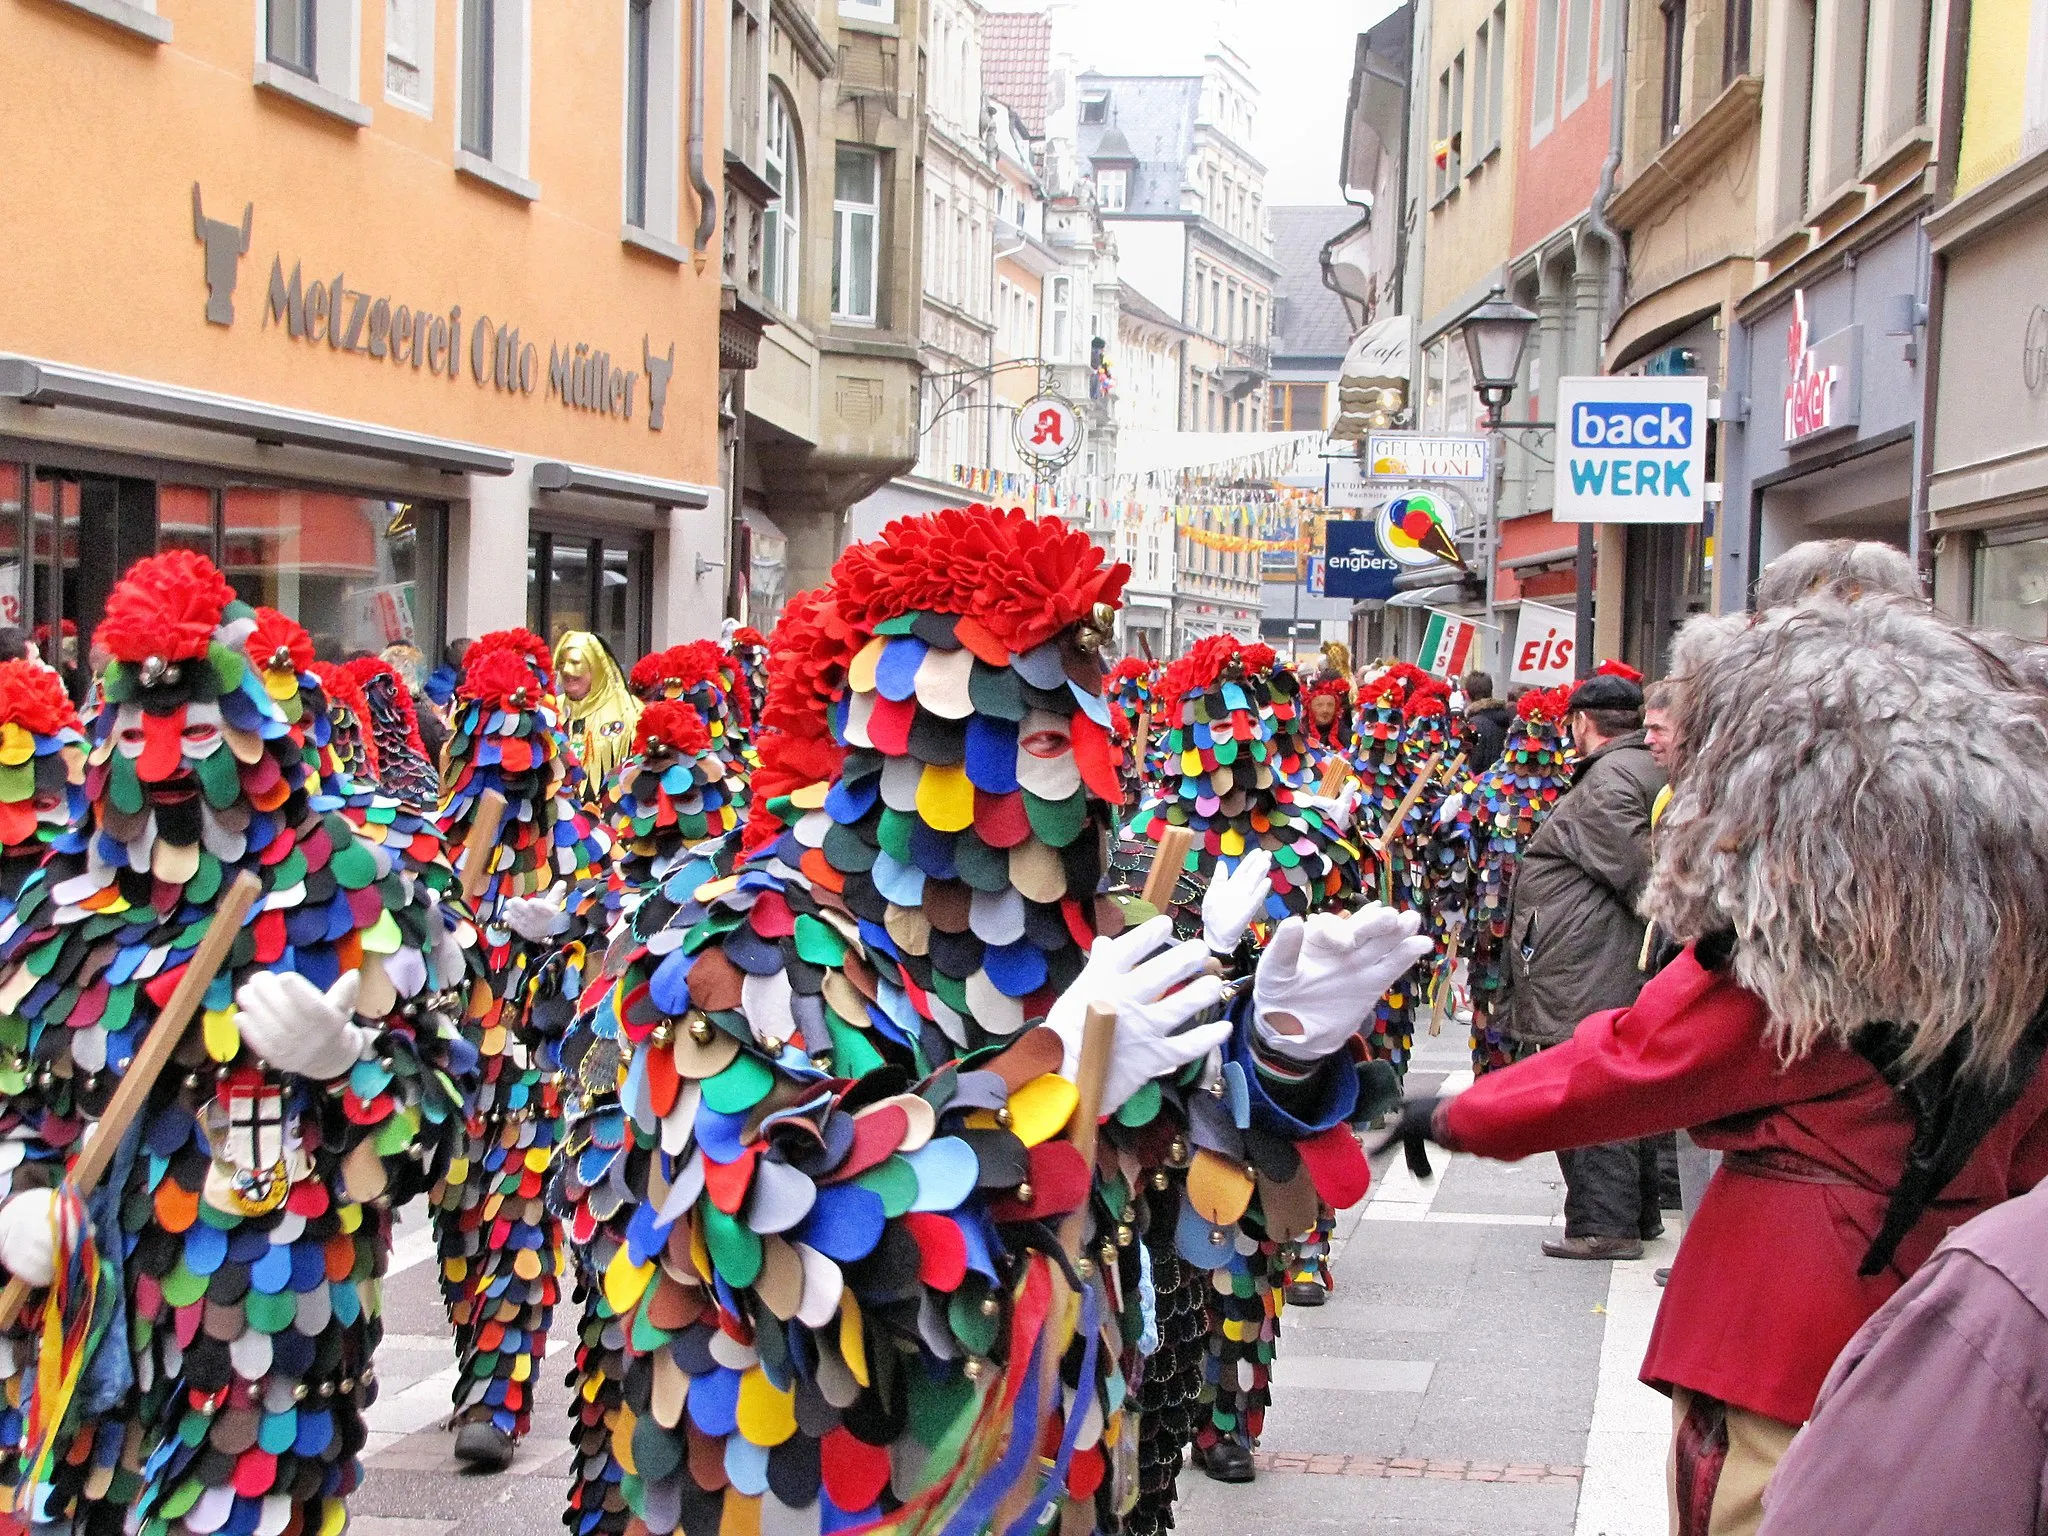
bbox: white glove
[426,895,466,988]
[0,1189,59,1288]
[235,970,371,1080]
[1202,849,1274,955]
[501,884,569,944]
[1047,916,1233,1114]
[1252,905,1433,1063]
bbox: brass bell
[292,1384,309,1402]
[963,1358,986,1382]
[1075,1257,1095,1281]
[1120,1204,1136,1223]
[1099,1241,1118,1268]
[1168,1138,1189,1165]
[1014,1182,1033,1205]
[688,1017,714,1045]
[649,1022,675,1048]
[994,1107,1013,1130]
[1151,1171,1171,1191]
[980,1296,1000,1317]
[1116,1225,1134,1247]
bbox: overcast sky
[1048,0,1404,206]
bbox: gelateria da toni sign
[191,184,678,430]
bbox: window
[1081,93,1108,124]
[763,89,801,310]
[1097,168,1127,211]
[1050,275,1072,358]
[1225,279,1238,339]
[1434,68,1454,198]
[1450,51,1465,178]
[626,0,652,224]
[1489,3,1509,150]
[268,0,317,76]
[1210,276,1222,336]
[386,0,434,112]
[838,0,894,22]
[461,0,495,156]
[1532,0,1559,139]
[1723,0,1753,81]
[1563,0,1592,112]
[527,525,651,661]
[1472,22,1491,164]
[952,209,968,304]
[832,146,881,321]
[1269,383,1326,429]
[1660,0,1686,139]
[728,1,764,164]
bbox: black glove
[1369,1095,1448,1180]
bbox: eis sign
[1553,375,1709,525]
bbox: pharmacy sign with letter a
[1553,375,1709,525]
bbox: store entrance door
[525,523,651,666]
[29,470,158,698]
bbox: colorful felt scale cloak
[0,553,476,1536]
[345,658,440,809]
[550,507,1377,1536]
[430,631,614,1452]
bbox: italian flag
[1418,611,1478,676]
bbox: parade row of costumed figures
[0,508,1608,1536]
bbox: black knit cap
[1565,673,1643,713]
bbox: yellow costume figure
[552,630,642,789]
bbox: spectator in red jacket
[1382,594,2048,1536]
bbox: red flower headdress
[634,700,712,759]
[0,661,81,739]
[459,648,547,712]
[310,660,380,776]
[1593,658,1644,684]
[467,628,555,692]
[744,509,1129,854]
[94,549,235,666]
[1402,676,1451,723]
[1517,684,1574,723]
[246,608,314,679]
[731,626,769,650]
[1158,635,1268,703]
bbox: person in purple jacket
[1759,1175,2048,1534]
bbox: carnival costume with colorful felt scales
[1435,685,1574,1074]
[1104,658,1161,813]
[549,507,1419,1536]
[431,632,614,1467]
[0,552,476,1536]
[629,643,757,783]
[0,663,87,906]
[345,658,440,810]
[598,704,747,895]
[726,627,771,740]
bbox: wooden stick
[1133,707,1152,774]
[1140,824,1195,913]
[1370,752,1443,857]
[458,789,508,905]
[1426,916,1465,1037]
[0,869,264,1329]
[1318,755,1352,798]
[1057,1001,1120,1263]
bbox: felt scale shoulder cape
[0,554,476,1536]
[548,508,1377,1536]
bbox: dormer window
[1080,93,1108,124]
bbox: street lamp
[1458,286,1540,426]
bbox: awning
[1332,316,1413,441]
[0,356,515,476]
[532,461,715,508]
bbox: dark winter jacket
[1465,700,1511,770]
[1503,729,1664,1047]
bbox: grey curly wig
[1753,538,1921,609]
[1642,596,2048,1078]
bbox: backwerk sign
[1553,375,1709,524]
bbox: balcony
[1217,340,1268,400]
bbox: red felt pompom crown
[95,550,236,666]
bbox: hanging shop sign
[1321,519,1403,601]
[1781,289,1862,447]
[1012,394,1085,468]
[1554,374,1709,524]
[1417,609,1480,675]
[1508,600,1577,687]
[1364,431,1490,481]
[190,183,677,430]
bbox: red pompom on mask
[0,660,81,739]
[95,549,235,666]
[634,701,712,758]
[247,608,315,679]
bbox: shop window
[526,526,650,662]
[1973,529,2048,643]
[763,87,802,311]
[832,146,881,322]
[223,490,442,660]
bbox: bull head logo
[193,183,253,327]
[644,335,676,431]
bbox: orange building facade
[0,0,728,673]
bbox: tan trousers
[1666,1387,1801,1536]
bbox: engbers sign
[193,183,675,431]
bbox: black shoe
[1542,1234,1645,1261]
[1200,1441,1256,1484]
[454,1422,517,1472]
[1284,1280,1327,1307]
[1640,1223,1666,1242]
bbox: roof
[1116,281,1191,335]
[1074,73,1205,217]
[1268,206,1357,361]
[983,12,1052,137]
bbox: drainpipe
[1586,1,1627,338]
[688,0,718,254]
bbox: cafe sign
[192,183,675,430]
[1781,288,1860,448]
